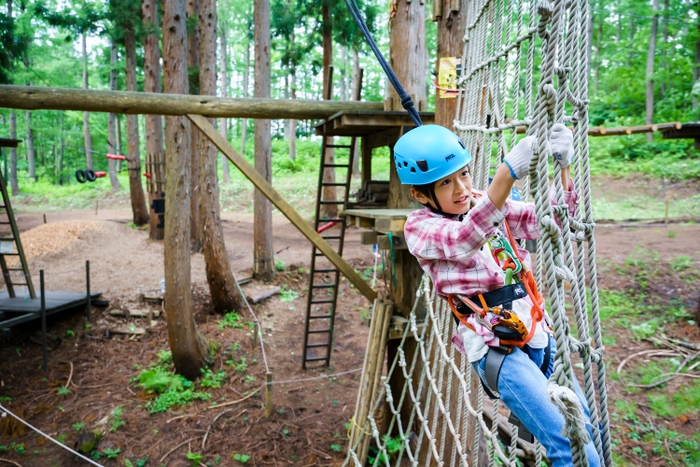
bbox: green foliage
[218,311,244,329]
[231,357,248,375]
[186,451,203,467]
[109,406,125,432]
[72,422,85,431]
[135,363,212,413]
[275,259,286,271]
[57,386,71,395]
[102,447,121,459]
[232,453,251,464]
[279,287,299,303]
[200,369,227,389]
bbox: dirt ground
[0,178,699,466]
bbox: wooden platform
[0,290,101,330]
[343,208,414,251]
[314,110,435,137]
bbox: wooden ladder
[0,170,35,298]
[302,135,357,369]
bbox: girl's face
[411,166,473,216]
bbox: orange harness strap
[446,221,545,348]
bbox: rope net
[345,0,613,466]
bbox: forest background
[0,0,699,217]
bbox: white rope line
[270,367,362,385]
[0,403,105,467]
[232,275,270,373]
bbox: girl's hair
[412,182,434,202]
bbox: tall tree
[107,37,120,190]
[198,0,246,313]
[219,26,231,183]
[142,0,165,239]
[187,0,203,252]
[6,0,19,194]
[124,17,150,224]
[320,2,337,218]
[162,0,209,379]
[253,0,276,280]
[646,0,660,141]
[694,2,700,111]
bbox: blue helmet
[394,125,472,185]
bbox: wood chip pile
[17,221,104,261]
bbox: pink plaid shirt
[404,182,578,361]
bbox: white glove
[550,123,574,168]
[503,136,536,180]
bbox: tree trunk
[289,68,296,161]
[25,109,35,181]
[188,0,203,252]
[660,0,669,98]
[253,0,276,281]
[9,112,19,194]
[162,0,209,380]
[386,2,426,454]
[646,0,659,142]
[142,0,165,240]
[321,3,337,219]
[82,33,93,170]
[351,47,361,177]
[429,2,485,464]
[219,27,231,183]
[694,5,700,111]
[241,42,250,154]
[125,24,150,225]
[108,39,121,191]
[198,0,246,313]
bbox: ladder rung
[319,201,345,205]
[6,268,24,271]
[318,218,343,222]
[0,222,12,225]
[310,299,334,305]
[311,284,335,289]
[325,164,350,168]
[314,268,338,273]
[304,356,329,362]
[308,314,332,320]
[10,283,28,287]
[326,144,353,148]
[308,328,331,334]
[306,343,329,349]
[1,253,19,256]
[321,183,347,187]
[0,237,15,242]
[321,235,341,240]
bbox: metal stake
[40,270,47,373]
[86,260,91,321]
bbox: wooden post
[40,269,48,373]
[85,260,91,321]
[265,372,273,418]
[384,0,428,447]
[432,2,484,464]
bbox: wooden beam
[187,114,377,303]
[0,85,383,120]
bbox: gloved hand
[503,135,536,180]
[550,123,574,168]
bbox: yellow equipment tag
[438,56,459,98]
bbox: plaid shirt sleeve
[405,193,505,261]
[503,177,579,240]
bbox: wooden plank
[343,208,413,219]
[377,234,407,251]
[360,231,378,245]
[375,218,407,234]
[356,217,375,229]
[187,114,377,303]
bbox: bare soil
[0,177,699,466]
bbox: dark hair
[412,182,434,201]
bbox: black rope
[343,0,423,127]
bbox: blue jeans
[472,337,601,467]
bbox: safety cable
[342,0,423,127]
